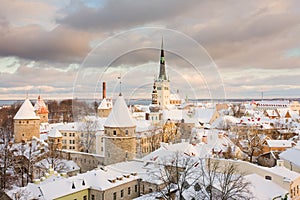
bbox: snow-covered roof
[14,98,40,120]
[265,140,294,148]
[48,129,62,138]
[279,145,300,167]
[194,108,215,124]
[265,109,279,117]
[35,159,80,173]
[245,173,288,199]
[104,95,135,128]
[9,162,140,200]
[169,93,180,100]
[97,98,112,110]
[162,109,183,121]
[142,142,212,163]
[34,95,48,114]
[257,100,289,107]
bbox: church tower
[147,82,161,125]
[14,98,40,143]
[103,94,136,165]
[155,38,170,109]
[34,95,49,123]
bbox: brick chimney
[102,82,106,99]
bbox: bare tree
[196,158,252,200]
[156,154,252,200]
[0,128,15,190]
[79,119,98,153]
[157,152,202,200]
[244,127,262,163]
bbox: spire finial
[161,36,164,50]
[118,74,122,96]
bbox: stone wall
[104,136,136,165]
[14,119,40,143]
[60,150,105,173]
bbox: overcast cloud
[0,0,299,100]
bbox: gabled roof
[279,145,300,167]
[48,129,62,138]
[98,98,112,110]
[104,95,135,128]
[14,99,40,120]
[265,140,294,148]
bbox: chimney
[102,82,106,99]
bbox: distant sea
[0,98,299,106]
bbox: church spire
[158,37,167,80]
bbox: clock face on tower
[161,57,165,64]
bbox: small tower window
[125,130,129,135]
[113,130,116,136]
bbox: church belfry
[155,38,170,109]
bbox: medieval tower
[103,94,136,165]
[14,98,40,143]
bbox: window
[135,185,137,192]
[125,130,129,135]
[142,184,144,193]
[121,189,124,198]
[128,187,131,195]
[113,192,117,200]
[265,175,272,180]
[69,133,72,137]
[113,130,116,136]
[83,195,87,200]
[91,195,95,200]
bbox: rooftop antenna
[118,73,122,96]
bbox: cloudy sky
[0,0,300,101]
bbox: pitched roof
[97,98,112,110]
[266,140,294,148]
[48,129,62,138]
[34,95,49,114]
[279,146,300,167]
[14,98,40,120]
[104,95,135,128]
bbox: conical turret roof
[104,95,135,128]
[14,99,40,120]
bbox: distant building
[34,95,49,123]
